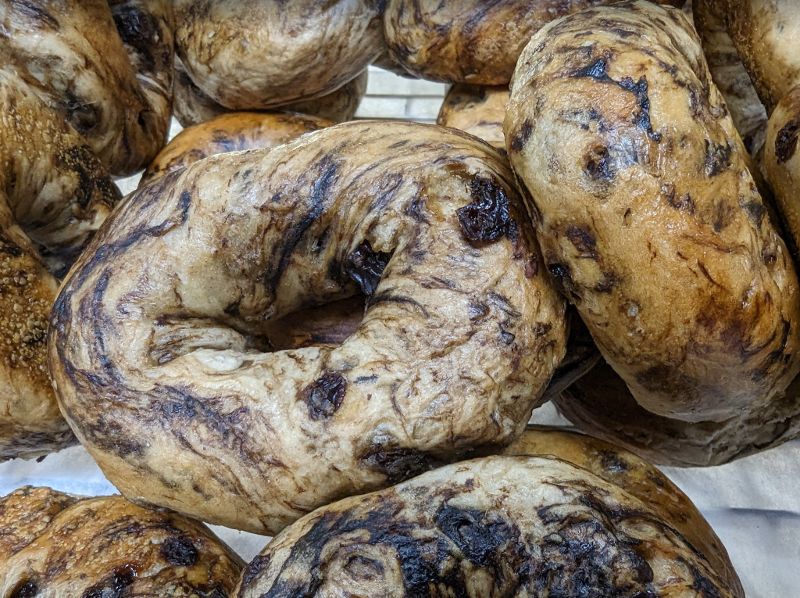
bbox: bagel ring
[49,121,567,533]
[0,486,242,596]
[504,0,800,462]
[175,0,381,111]
[0,0,173,458]
[237,429,742,597]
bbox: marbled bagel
[237,449,741,596]
[0,486,242,596]
[49,121,567,534]
[141,112,333,185]
[382,0,683,85]
[0,0,172,458]
[173,57,368,127]
[175,0,381,110]
[505,1,800,455]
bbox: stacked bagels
[3,1,798,595]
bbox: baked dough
[382,0,684,84]
[174,0,381,110]
[437,85,509,151]
[0,486,242,596]
[237,448,741,596]
[49,121,567,533]
[141,112,333,185]
[174,57,368,126]
[0,1,170,458]
[505,1,800,428]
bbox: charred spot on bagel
[345,241,391,296]
[775,119,799,163]
[595,271,620,294]
[509,120,533,152]
[703,139,733,176]
[303,372,347,420]
[111,4,160,72]
[9,580,38,598]
[565,226,598,260]
[55,145,119,210]
[547,263,580,302]
[665,186,695,213]
[0,233,24,257]
[161,535,199,566]
[434,503,526,569]
[81,564,136,598]
[457,176,514,243]
[368,292,430,317]
[360,444,439,484]
[583,144,614,181]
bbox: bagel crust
[175,0,381,110]
[437,85,510,151]
[382,0,683,85]
[141,112,333,185]
[237,454,740,597]
[49,121,567,533]
[0,486,242,596]
[173,57,368,127]
[505,0,800,424]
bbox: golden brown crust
[555,359,800,467]
[504,428,743,595]
[0,70,118,460]
[237,453,741,597]
[0,486,242,596]
[0,0,174,176]
[49,121,567,534]
[175,0,381,110]
[437,85,509,151]
[174,57,368,127]
[505,1,800,428]
[382,0,684,85]
[141,112,333,185]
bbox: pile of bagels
[0,0,796,595]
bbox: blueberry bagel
[0,486,242,597]
[174,0,381,111]
[0,0,173,458]
[49,121,567,533]
[505,0,800,462]
[237,432,742,596]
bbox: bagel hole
[263,295,366,351]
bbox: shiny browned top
[175,0,381,110]
[0,486,242,596]
[174,57,368,127]
[237,453,740,597]
[382,0,683,85]
[49,121,567,534]
[505,1,800,428]
[142,112,333,185]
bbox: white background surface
[2,67,798,596]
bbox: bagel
[174,57,368,127]
[0,0,174,176]
[0,0,173,458]
[49,121,568,533]
[694,1,800,264]
[692,0,768,154]
[174,0,381,111]
[0,486,242,596]
[141,112,333,185]
[437,85,509,151]
[505,1,800,440]
[555,358,800,466]
[382,0,684,85]
[237,435,742,596]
